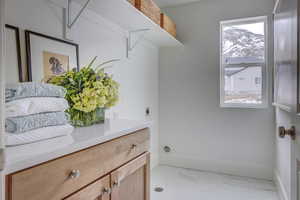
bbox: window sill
[220,103,269,109]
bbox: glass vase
[70,108,105,127]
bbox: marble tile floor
[151,165,279,200]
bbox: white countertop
[4,119,152,174]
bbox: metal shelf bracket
[62,0,150,53]
[63,0,91,39]
[126,29,150,58]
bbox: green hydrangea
[48,57,119,126]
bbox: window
[255,77,261,85]
[220,16,268,108]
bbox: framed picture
[5,24,22,83]
[25,30,79,82]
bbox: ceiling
[155,0,202,8]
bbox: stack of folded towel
[5,82,74,146]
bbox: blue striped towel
[6,112,70,134]
[5,82,66,102]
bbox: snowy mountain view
[221,23,265,105]
[223,27,265,60]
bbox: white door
[275,109,298,200]
[274,0,300,200]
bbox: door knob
[279,126,296,140]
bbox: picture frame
[5,24,22,83]
[25,30,79,82]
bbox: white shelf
[74,0,183,47]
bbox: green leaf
[94,59,121,71]
[86,56,98,68]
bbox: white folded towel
[6,97,69,118]
[6,135,74,163]
[6,124,74,146]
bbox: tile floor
[151,165,279,200]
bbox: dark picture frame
[25,30,79,81]
[5,24,23,82]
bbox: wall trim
[0,0,5,157]
[160,153,273,180]
[151,151,159,169]
[274,170,289,200]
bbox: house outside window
[220,16,268,108]
[255,77,261,85]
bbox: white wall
[4,0,159,167]
[159,0,275,180]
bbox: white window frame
[220,16,268,109]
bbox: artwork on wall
[25,30,79,82]
[5,24,22,83]
[43,51,70,81]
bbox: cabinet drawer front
[111,153,150,200]
[64,175,110,200]
[7,128,150,200]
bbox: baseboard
[160,153,273,180]
[150,151,159,169]
[274,170,289,200]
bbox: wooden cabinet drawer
[7,128,150,200]
[111,153,150,200]
[64,175,110,200]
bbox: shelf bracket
[126,29,150,58]
[63,0,91,39]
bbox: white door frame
[0,0,5,199]
[0,0,5,160]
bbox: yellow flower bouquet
[48,57,119,127]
